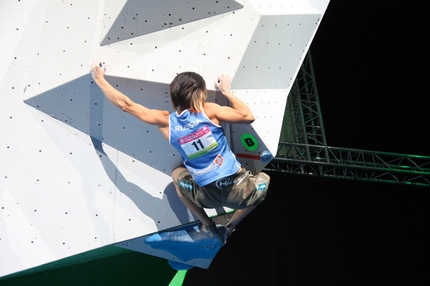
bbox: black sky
[310,1,429,156]
[189,3,430,285]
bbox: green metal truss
[266,52,430,187]
[266,142,430,187]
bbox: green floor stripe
[169,270,187,286]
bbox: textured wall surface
[0,0,329,276]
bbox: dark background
[185,1,430,285]
[185,172,429,285]
[311,0,428,156]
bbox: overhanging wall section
[0,0,330,277]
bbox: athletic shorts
[176,167,269,209]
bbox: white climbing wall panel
[0,0,329,277]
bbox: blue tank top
[169,109,241,186]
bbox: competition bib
[178,126,218,159]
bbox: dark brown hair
[170,72,207,112]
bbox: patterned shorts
[177,167,269,209]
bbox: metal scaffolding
[288,52,327,147]
[266,142,430,187]
[265,52,430,187]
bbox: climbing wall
[0,0,329,276]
